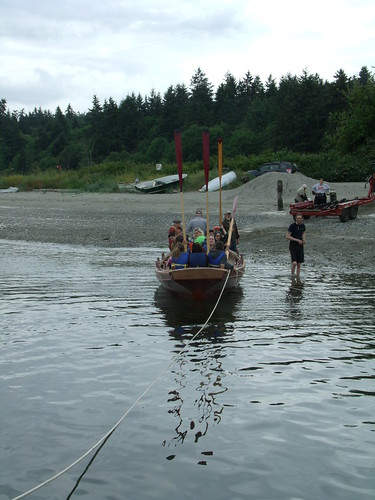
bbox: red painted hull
[155,264,245,299]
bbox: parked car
[242,162,298,182]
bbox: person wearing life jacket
[207,241,234,270]
[188,242,208,267]
[170,242,189,269]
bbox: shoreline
[1,174,375,272]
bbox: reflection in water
[154,287,244,462]
[154,286,243,335]
[285,276,304,320]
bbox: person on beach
[286,213,306,276]
[312,178,330,205]
[294,184,308,202]
[187,209,206,235]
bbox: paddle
[174,130,187,248]
[217,138,223,224]
[202,130,210,252]
[226,194,238,258]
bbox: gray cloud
[0,0,373,113]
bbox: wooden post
[277,180,283,211]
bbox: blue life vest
[171,252,189,269]
[208,250,226,267]
[188,252,208,268]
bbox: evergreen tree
[333,78,375,154]
[189,68,214,126]
[0,99,26,171]
[118,93,144,153]
[215,72,238,127]
[161,84,189,137]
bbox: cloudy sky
[1,0,374,114]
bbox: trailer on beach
[289,173,375,222]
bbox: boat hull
[200,171,237,192]
[135,174,187,193]
[155,264,245,299]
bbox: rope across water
[12,271,231,500]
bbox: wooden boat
[199,171,237,192]
[155,257,245,300]
[135,174,187,194]
[155,132,245,299]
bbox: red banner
[202,130,210,188]
[174,130,183,191]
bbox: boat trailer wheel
[349,205,358,220]
[339,208,350,222]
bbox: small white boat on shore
[200,171,237,192]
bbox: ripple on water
[1,241,374,499]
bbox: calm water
[0,240,374,500]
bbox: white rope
[12,270,231,500]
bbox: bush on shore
[0,151,373,192]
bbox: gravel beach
[1,172,375,271]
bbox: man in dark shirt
[222,211,240,252]
[286,213,306,276]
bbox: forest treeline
[1,66,375,182]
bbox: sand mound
[235,172,369,204]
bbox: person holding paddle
[222,210,239,253]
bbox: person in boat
[212,225,224,239]
[221,211,240,253]
[188,242,208,267]
[188,227,205,251]
[168,227,176,251]
[312,178,330,205]
[208,233,216,251]
[214,229,223,245]
[164,233,184,267]
[207,241,234,270]
[286,212,306,277]
[294,184,308,202]
[170,242,189,269]
[171,219,182,236]
[187,209,207,235]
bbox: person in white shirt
[312,178,330,205]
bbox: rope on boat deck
[12,270,231,500]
